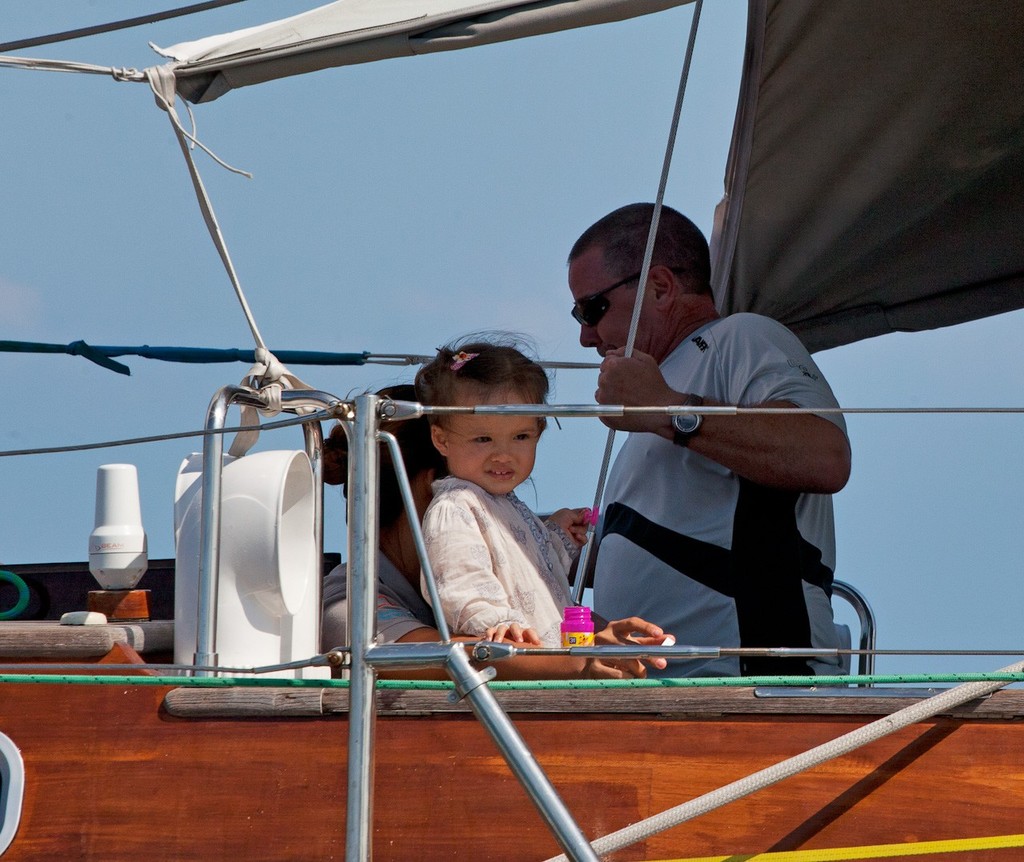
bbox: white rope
[228,347,319,457]
[145,64,262,339]
[573,0,705,602]
[545,659,1024,861]
[144,63,320,455]
[0,54,145,80]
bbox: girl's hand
[548,507,591,547]
[484,622,542,645]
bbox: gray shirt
[321,553,436,649]
[595,313,848,677]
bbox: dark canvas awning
[711,0,1024,351]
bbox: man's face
[568,245,644,357]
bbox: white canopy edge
[160,0,692,103]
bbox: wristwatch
[671,395,704,447]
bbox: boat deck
[0,624,1021,860]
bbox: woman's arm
[378,616,671,681]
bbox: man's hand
[596,348,679,434]
[579,616,675,678]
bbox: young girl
[415,340,589,647]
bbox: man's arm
[595,349,851,494]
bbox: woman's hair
[322,384,447,528]
[414,338,550,426]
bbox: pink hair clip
[451,351,479,371]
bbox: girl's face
[430,386,542,496]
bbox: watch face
[672,413,700,435]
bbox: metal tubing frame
[184,391,870,860]
[832,579,877,677]
[345,393,379,861]
[194,386,336,677]
[194,385,248,674]
[444,644,599,862]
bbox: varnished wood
[164,683,1024,720]
[87,589,151,621]
[97,642,152,668]
[0,676,1021,861]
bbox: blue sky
[2,1,1022,675]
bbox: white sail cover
[161,0,1024,352]
[161,0,690,104]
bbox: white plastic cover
[161,0,690,103]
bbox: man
[568,203,851,676]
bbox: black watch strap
[671,395,704,447]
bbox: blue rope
[0,339,371,375]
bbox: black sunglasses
[571,267,690,327]
[570,270,642,327]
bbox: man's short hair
[569,203,711,294]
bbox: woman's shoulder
[322,562,348,605]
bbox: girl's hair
[414,339,550,425]
[322,384,447,528]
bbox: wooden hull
[1,671,1023,861]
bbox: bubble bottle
[561,605,595,647]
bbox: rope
[661,833,1024,861]
[145,65,257,325]
[0,341,601,375]
[544,660,1024,861]
[574,0,704,602]
[145,64,326,455]
[0,670,1022,689]
[0,54,145,81]
[0,572,30,621]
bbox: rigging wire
[0,0,251,52]
[2,405,1022,460]
[572,0,705,602]
[0,411,332,459]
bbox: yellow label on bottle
[561,632,595,647]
